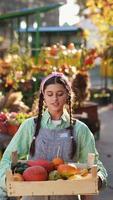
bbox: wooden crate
[6,165,98,197]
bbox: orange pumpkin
[57,164,79,178]
[52,157,64,169]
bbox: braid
[30,92,44,156]
[68,94,76,159]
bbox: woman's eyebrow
[46,90,64,92]
[46,91,53,93]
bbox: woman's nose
[53,94,58,100]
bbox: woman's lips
[51,102,59,106]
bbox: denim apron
[22,127,79,200]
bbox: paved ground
[93,104,113,199]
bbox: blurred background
[0,1,113,198]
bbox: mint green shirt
[0,110,107,195]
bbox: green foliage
[8,112,31,125]
[4,43,34,90]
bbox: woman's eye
[47,93,53,96]
[57,92,64,96]
[47,92,53,97]
[46,92,64,97]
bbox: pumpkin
[57,164,79,178]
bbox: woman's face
[43,83,68,114]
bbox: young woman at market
[0,72,107,200]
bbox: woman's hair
[30,73,76,159]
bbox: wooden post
[34,13,40,64]
[91,165,97,178]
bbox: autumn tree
[85,0,113,86]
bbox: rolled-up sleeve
[0,118,34,193]
[75,120,108,189]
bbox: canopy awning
[0,3,63,21]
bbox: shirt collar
[42,109,70,125]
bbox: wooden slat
[6,163,99,197]
[7,179,98,196]
[6,170,98,197]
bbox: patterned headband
[40,72,71,93]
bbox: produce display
[6,156,98,196]
[10,157,90,182]
[0,112,31,136]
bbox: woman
[0,72,107,200]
